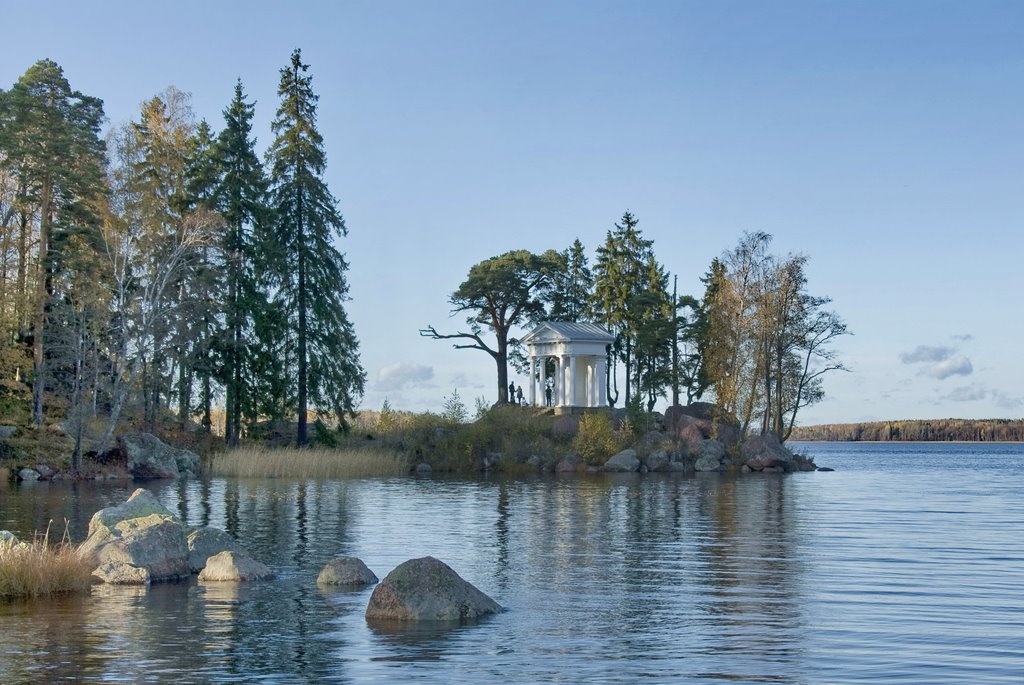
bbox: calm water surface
[1,442,1022,684]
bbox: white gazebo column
[589,359,597,407]
[597,356,607,407]
[554,356,563,407]
[529,356,537,406]
[568,356,578,406]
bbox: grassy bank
[210,446,408,479]
[0,527,94,599]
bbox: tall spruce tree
[591,211,654,407]
[547,238,593,322]
[267,49,364,445]
[214,80,270,445]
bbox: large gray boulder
[187,527,245,573]
[0,425,16,440]
[198,550,273,581]
[603,448,639,473]
[365,556,502,622]
[79,488,189,583]
[741,432,795,472]
[318,556,378,586]
[643,450,671,472]
[694,440,725,472]
[119,432,199,480]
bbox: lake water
[1,442,1022,684]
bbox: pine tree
[267,50,364,445]
[0,60,106,426]
[213,81,271,445]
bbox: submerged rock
[198,550,273,581]
[366,556,502,622]
[318,557,378,586]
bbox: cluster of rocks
[4,431,199,483]
[79,488,269,584]
[75,490,502,623]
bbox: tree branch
[420,325,498,359]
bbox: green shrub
[573,412,622,465]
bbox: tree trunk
[296,187,308,446]
[31,177,51,426]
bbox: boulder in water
[79,488,189,583]
[318,556,378,586]
[602,448,639,473]
[365,556,502,622]
[186,527,245,573]
[198,550,273,581]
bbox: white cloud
[900,345,954,364]
[376,362,435,391]
[926,356,973,380]
[900,343,972,380]
[993,391,1024,410]
[944,384,988,402]
[951,333,974,342]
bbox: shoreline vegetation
[791,418,1024,442]
[0,525,94,600]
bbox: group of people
[508,380,557,407]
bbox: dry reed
[210,446,408,479]
[0,522,94,599]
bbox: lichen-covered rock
[694,440,725,472]
[0,425,16,440]
[186,527,244,573]
[603,448,639,473]
[198,550,273,581]
[118,432,199,480]
[365,556,502,622]
[92,562,151,585]
[79,488,189,583]
[318,556,378,586]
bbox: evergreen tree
[421,250,560,404]
[266,49,364,445]
[547,238,593,322]
[213,80,271,445]
[591,211,654,407]
[0,59,106,426]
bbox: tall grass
[0,523,94,599]
[210,446,408,479]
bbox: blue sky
[2,1,1021,423]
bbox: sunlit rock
[79,488,189,583]
[187,527,245,573]
[198,550,273,581]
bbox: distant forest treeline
[790,419,1024,442]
